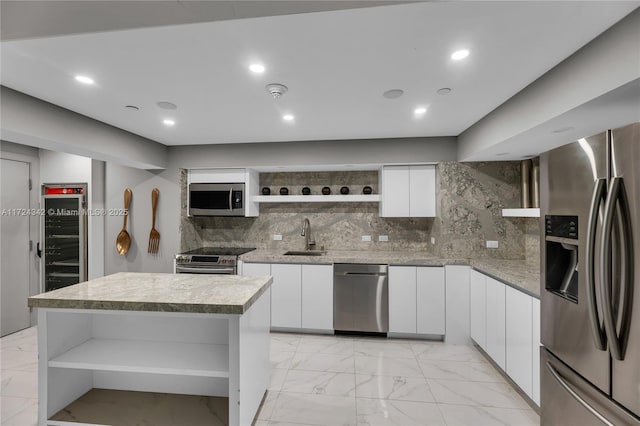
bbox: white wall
[39,149,105,279]
[1,86,168,169]
[170,137,457,169]
[458,8,640,161]
[104,164,180,274]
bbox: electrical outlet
[486,240,499,249]
[361,235,372,242]
[378,235,389,242]
[273,234,283,241]
[431,237,436,245]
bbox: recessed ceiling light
[552,126,575,133]
[437,88,452,95]
[249,64,265,73]
[383,89,404,99]
[283,114,294,121]
[163,119,175,126]
[125,105,139,111]
[74,75,95,85]
[414,107,427,115]
[157,101,177,110]
[496,152,510,156]
[451,49,470,60]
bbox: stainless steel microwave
[188,183,245,216]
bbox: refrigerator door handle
[586,178,607,350]
[600,177,634,361]
[545,361,616,426]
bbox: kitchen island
[28,272,272,426]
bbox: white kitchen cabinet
[389,266,417,333]
[301,264,333,331]
[270,264,302,329]
[416,267,445,335]
[379,165,436,217]
[445,265,471,344]
[389,266,445,335]
[409,165,436,217]
[470,270,487,349]
[532,298,541,406]
[506,286,533,397]
[240,262,271,277]
[485,276,506,369]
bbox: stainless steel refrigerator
[540,122,640,425]
[40,183,88,292]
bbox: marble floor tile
[0,349,38,371]
[269,368,288,391]
[297,336,354,355]
[354,375,434,403]
[354,355,423,377]
[410,342,488,363]
[0,328,38,352]
[1,395,37,424]
[356,397,446,425]
[354,340,414,359]
[1,369,38,398]
[270,392,357,426]
[281,370,356,397]
[270,351,296,370]
[291,352,355,373]
[256,390,279,421]
[437,403,539,426]
[271,333,301,353]
[418,359,506,383]
[427,379,530,409]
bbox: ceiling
[1,1,638,148]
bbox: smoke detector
[265,83,288,99]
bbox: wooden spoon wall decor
[116,188,132,255]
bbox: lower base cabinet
[301,264,333,330]
[389,266,445,335]
[470,268,541,406]
[242,262,333,332]
[506,286,533,397]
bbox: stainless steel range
[174,247,255,275]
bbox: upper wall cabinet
[187,168,259,217]
[379,165,436,217]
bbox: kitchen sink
[283,250,327,256]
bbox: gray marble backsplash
[180,165,541,260]
[432,162,538,260]
[181,170,433,252]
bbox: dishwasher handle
[337,271,387,277]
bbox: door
[470,270,487,349]
[486,277,506,369]
[389,266,416,333]
[1,159,31,336]
[506,286,533,397]
[270,263,301,329]
[409,165,436,217]
[380,166,410,217]
[541,348,640,426]
[540,134,610,393]
[301,264,333,330]
[609,123,640,417]
[416,267,445,334]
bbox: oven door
[175,264,237,275]
[188,183,244,216]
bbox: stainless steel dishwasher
[334,264,388,334]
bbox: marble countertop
[240,249,467,266]
[28,272,272,314]
[240,249,540,297]
[470,259,541,298]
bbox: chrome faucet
[301,218,316,250]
